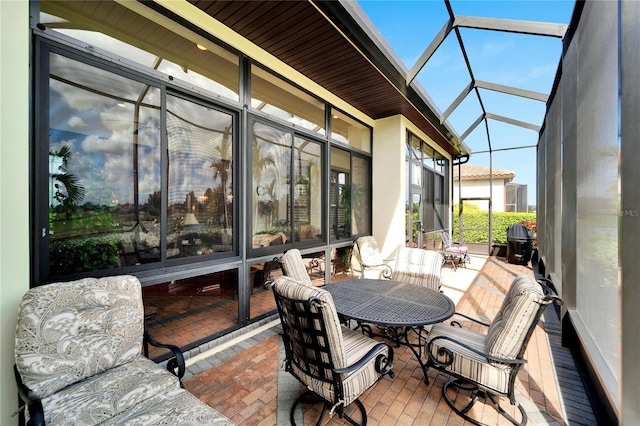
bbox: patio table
[326,278,455,383]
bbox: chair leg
[442,378,527,426]
[290,391,368,426]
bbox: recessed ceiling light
[196,43,207,51]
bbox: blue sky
[358,0,577,206]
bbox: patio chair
[270,276,395,426]
[391,247,443,291]
[424,275,563,426]
[352,236,393,279]
[279,248,314,287]
[440,231,469,270]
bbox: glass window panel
[352,156,371,236]
[251,65,325,135]
[48,53,161,276]
[331,108,371,152]
[293,138,323,242]
[249,262,278,319]
[412,163,422,186]
[166,94,234,259]
[40,2,239,101]
[252,122,292,247]
[143,269,239,358]
[330,147,351,240]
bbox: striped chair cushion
[273,276,345,367]
[427,324,511,394]
[391,247,443,290]
[291,327,390,406]
[274,276,390,406]
[280,249,313,286]
[486,275,545,360]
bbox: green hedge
[50,238,122,276]
[453,210,536,244]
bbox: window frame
[33,38,242,284]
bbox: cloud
[68,116,88,128]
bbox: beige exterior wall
[372,115,453,259]
[453,179,508,212]
[1,1,30,424]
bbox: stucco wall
[1,1,30,424]
[453,179,507,212]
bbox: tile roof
[453,164,515,181]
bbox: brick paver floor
[183,255,597,425]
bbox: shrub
[50,237,122,276]
[453,211,537,244]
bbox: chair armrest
[143,330,186,381]
[427,335,527,368]
[359,262,393,279]
[14,365,45,426]
[449,312,491,328]
[334,342,395,378]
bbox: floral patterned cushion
[15,275,144,398]
[40,357,181,425]
[102,388,233,425]
[15,275,233,425]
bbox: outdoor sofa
[14,275,232,425]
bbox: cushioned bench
[14,275,232,425]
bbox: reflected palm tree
[50,145,85,219]
[210,126,233,229]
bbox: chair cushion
[15,275,144,397]
[486,275,545,360]
[101,387,233,425]
[445,246,468,254]
[39,356,180,425]
[427,324,511,394]
[357,236,384,265]
[281,249,313,286]
[291,327,390,406]
[273,277,345,367]
[391,247,442,290]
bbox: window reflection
[293,138,322,242]
[143,270,239,359]
[40,1,240,102]
[330,147,351,240]
[330,108,371,153]
[352,155,371,236]
[166,94,234,259]
[48,53,161,275]
[252,122,292,247]
[251,65,325,135]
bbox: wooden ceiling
[188,1,463,156]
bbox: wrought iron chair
[440,231,469,270]
[270,276,395,426]
[279,248,314,286]
[352,236,393,279]
[425,275,563,426]
[391,247,443,291]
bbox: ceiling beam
[453,15,568,38]
[475,80,549,102]
[486,113,541,132]
[406,19,454,84]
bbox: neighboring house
[452,164,527,212]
